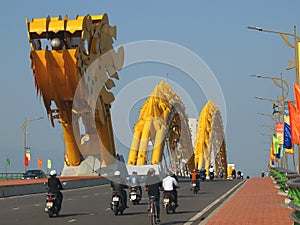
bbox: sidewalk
[203,177,293,225]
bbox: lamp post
[259,124,275,132]
[252,74,290,169]
[22,116,43,173]
[259,132,274,139]
[247,26,300,84]
[258,113,280,122]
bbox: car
[22,169,47,180]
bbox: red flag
[37,158,42,168]
[294,83,300,111]
[24,156,29,167]
[288,101,300,144]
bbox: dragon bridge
[26,14,123,169]
[127,81,196,173]
[128,83,227,176]
[194,100,227,177]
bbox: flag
[294,83,300,111]
[25,156,29,166]
[283,102,293,153]
[6,156,10,166]
[276,122,284,145]
[37,158,42,168]
[288,101,300,144]
[273,135,279,154]
[47,159,52,169]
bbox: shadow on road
[169,210,198,214]
[160,220,192,225]
[122,211,149,216]
[56,212,91,218]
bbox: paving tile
[205,177,293,225]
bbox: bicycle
[149,196,158,224]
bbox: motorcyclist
[190,169,200,190]
[127,170,142,197]
[218,168,223,179]
[163,171,179,207]
[111,170,129,208]
[145,168,162,223]
[200,167,206,180]
[47,169,63,211]
[209,166,214,176]
[232,168,236,179]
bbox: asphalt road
[0,177,244,225]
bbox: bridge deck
[204,177,293,225]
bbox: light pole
[258,113,280,122]
[259,124,275,132]
[259,132,274,139]
[22,116,43,173]
[252,74,290,169]
[247,26,300,84]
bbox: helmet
[50,170,57,176]
[193,169,197,172]
[167,171,173,176]
[114,170,121,176]
[132,170,137,175]
[148,168,155,174]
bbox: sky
[0,0,299,178]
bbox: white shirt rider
[209,167,214,173]
[163,175,178,191]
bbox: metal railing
[0,173,23,181]
[270,167,300,224]
[287,178,300,224]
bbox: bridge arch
[127,81,195,173]
[194,100,227,178]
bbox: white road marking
[68,219,76,223]
[183,181,245,225]
[12,207,20,210]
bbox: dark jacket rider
[111,170,129,208]
[47,170,63,211]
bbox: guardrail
[269,167,300,224]
[0,176,110,198]
[0,173,23,181]
[287,178,300,224]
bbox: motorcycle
[129,187,141,205]
[111,191,126,215]
[191,181,199,194]
[209,172,214,181]
[219,172,224,179]
[45,193,60,217]
[200,171,206,181]
[163,191,177,214]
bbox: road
[0,177,244,225]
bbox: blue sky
[0,0,299,177]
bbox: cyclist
[145,168,162,222]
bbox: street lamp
[259,124,275,132]
[258,113,280,122]
[255,96,283,115]
[22,116,43,173]
[252,73,290,169]
[250,74,289,100]
[247,25,300,84]
[259,132,274,139]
